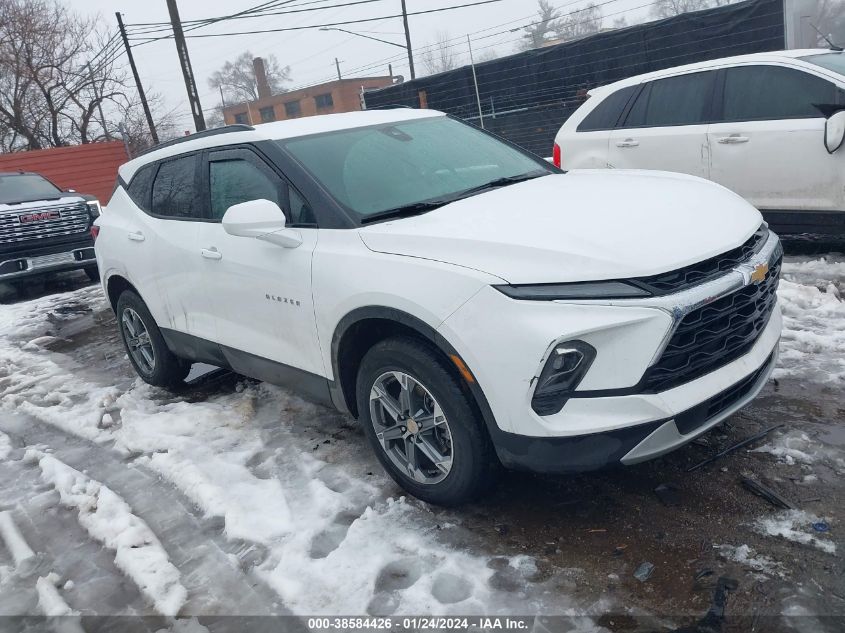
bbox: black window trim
[618,69,719,130]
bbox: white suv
[553,49,845,239]
[95,109,782,505]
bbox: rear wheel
[116,290,189,388]
[356,337,497,506]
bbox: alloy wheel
[369,371,454,485]
[121,307,156,376]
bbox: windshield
[279,116,552,220]
[800,52,845,76]
[0,173,63,204]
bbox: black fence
[364,0,786,156]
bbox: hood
[358,170,762,284]
[0,194,86,215]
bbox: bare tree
[651,0,733,19]
[208,51,291,104]
[810,0,845,46]
[0,0,163,152]
[555,3,604,41]
[519,0,562,50]
[421,31,458,75]
[111,90,178,156]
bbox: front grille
[644,250,781,393]
[0,202,90,246]
[633,225,768,295]
[674,351,774,435]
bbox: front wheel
[356,337,497,506]
[116,290,189,388]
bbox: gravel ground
[0,256,842,633]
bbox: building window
[284,101,301,117]
[233,112,249,124]
[314,93,334,109]
[259,106,276,123]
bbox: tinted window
[285,101,301,117]
[127,165,155,211]
[280,116,549,219]
[577,85,637,132]
[209,158,282,220]
[315,93,334,109]
[288,186,316,226]
[259,106,275,123]
[234,112,249,124]
[624,71,714,127]
[722,65,836,121]
[151,155,198,219]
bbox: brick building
[222,59,394,126]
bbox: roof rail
[136,124,255,157]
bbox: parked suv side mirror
[825,110,845,154]
[222,199,303,249]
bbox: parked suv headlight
[495,281,650,300]
[532,340,596,416]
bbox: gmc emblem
[19,210,60,224]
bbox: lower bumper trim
[491,344,778,474]
[0,246,95,281]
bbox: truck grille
[0,202,90,246]
[644,249,782,393]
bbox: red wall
[0,141,128,204]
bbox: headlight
[495,281,650,301]
[532,340,596,416]
[86,200,102,217]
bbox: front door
[197,147,324,377]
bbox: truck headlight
[532,340,596,416]
[86,200,102,217]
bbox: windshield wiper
[453,171,549,199]
[360,199,451,225]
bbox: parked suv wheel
[116,291,189,388]
[356,337,497,506]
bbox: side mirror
[222,199,302,249]
[825,110,845,154]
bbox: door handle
[615,139,639,148]
[201,247,222,260]
[127,231,145,242]
[718,134,749,144]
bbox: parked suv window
[624,71,715,127]
[151,155,198,219]
[577,85,638,132]
[209,158,282,220]
[722,65,836,121]
[288,186,316,226]
[127,164,155,211]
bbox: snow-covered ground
[0,254,843,623]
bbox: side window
[127,164,155,211]
[624,71,715,128]
[722,65,836,122]
[288,186,316,227]
[151,155,198,219]
[209,157,283,220]
[577,85,638,132]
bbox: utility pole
[165,0,206,132]
[400,0,416,80]
[335,57,342,80]
[467,35,484,129]
[86,62,111,140]
[116,12,158,144]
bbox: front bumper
[0,240,96,282]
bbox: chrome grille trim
[0,202,90,245]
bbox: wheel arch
[105,273,140,314]
[330,306,501,439]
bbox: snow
[36,572,76,616]
[714,544,784,578]
[752,430,845,471]
[35,452,188,615]
[754,510,836,555]
[776,255,845,383]
[0,431,11,459]
[0,511,36,569]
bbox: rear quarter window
[577,85,638,132]
[126,164,155,212]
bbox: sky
[74,0,654,131]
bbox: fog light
[532,340,596,416]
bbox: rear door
[607,70,717,179]
[707,64,845,213]
[196,147,324,376]
[560,85,638,169]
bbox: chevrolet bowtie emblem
[750,263,769,284]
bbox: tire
[84,265,100,282]
[356,336,498,506]
[116,290,189,389]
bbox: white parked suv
[95,109,782,505]
[553,49,845,239]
